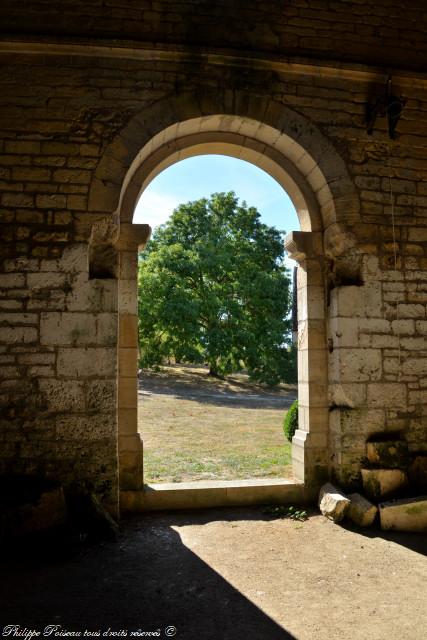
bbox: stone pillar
[284,231,329,494]
[116,223,151,490]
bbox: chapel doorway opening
[111,112,331,502]
[133,155,299,486]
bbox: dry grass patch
[138,365,296,483]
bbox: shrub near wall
[284,400,298,442]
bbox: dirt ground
[2,508,426,640]
[138,365,296,482]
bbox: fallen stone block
[366,440,409,469]
[348,493,378,527]
[361,468,408,501]
[318,482,350,522]
[408,456,427,492]
[379,496,427,532]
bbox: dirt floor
[2,508,426,640]
[138,365,296,482]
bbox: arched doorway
[88,92,360,506]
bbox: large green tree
[138,192,296,385]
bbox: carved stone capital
[115,223,152,251]
[284,231,323,263]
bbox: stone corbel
[88,219,151,278]
[284,231,323,263]
[115,223,151,252]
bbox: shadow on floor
[138,383,296,410]
[0,509,296,640]
[340,518,427,557]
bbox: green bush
[283,400,298,442]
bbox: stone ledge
[120,479,305,513]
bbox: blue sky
[133,155,299,236]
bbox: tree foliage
[138,192,296,385]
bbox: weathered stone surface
[318,482,350,522]
[408,456,427,492]
[379,496,427,533]
[361,469,408,501]
[348,493,377,527]
[366,440,410,469]
[1,4,427,515]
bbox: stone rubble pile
[319,437,427,532]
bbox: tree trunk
[208,365,224,379]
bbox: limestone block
[27,272,67,290]
[318,482,350,522]
[366,383,407,409]
[329,283,382,318]
[119,314,138,348]
[40,312,97,346]
[118,279,137,314]
[66,273,118,313]
[0,273,25,288]
[59,243,88,273]
[86,379,116,412]
[39,379,85,412]
[408,456,427,492]
[348,493,377,527]
[119,251,138,280]
[96,312,117,345]
[328,317,359,348]
[118,377,138,409]
[57,347,116,377]
[119,348,138,377]
[361,469,408,501]
[56,413,116,440]
[379,496,427,532]
[0,326,38,344]
[366,440,410,469]
[329,348,382,383]
[324,223,357,258]
[328,383,366,409]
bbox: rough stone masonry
[0,1,426,515]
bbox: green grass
[138,365,295,483]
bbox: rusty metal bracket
[366,76,406,139]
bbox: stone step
[120,479,306,512]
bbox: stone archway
[88,90,360,504]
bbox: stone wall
[0,2,426,509]
[0,0,426,70]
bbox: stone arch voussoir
[88,88,360,232]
